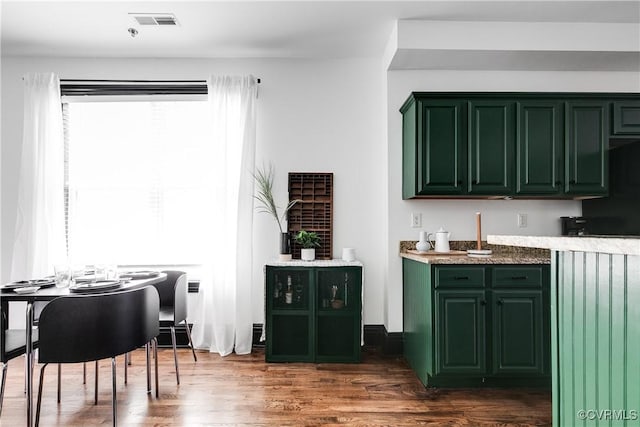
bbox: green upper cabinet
[468,101,515,195]
[612,101,640,136]
[401,93,640,199]
[565,101,608,196]
[516,101,564,195]
[402,98,466,197]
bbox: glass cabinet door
[316,267,362,362]
[316,268,360,312]
[270,269,310,311]
[266,267,313,362]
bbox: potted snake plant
[253,164,299,261]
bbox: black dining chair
[34,286,160,427]
[0,317,38,416]
[152,271,197,385]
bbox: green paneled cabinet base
[403,259,550,387]
[265,265,362,363]
[401,92,640,199]
[553,251,640,426]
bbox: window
[64,97,215,266]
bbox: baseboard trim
[252,323,403,356]
[156,325,193,348]
[253,323,265,347]
[165,323,403,356]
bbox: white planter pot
[301,248,316,261]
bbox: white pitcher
[428,227,451,253]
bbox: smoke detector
[129,13,179,26]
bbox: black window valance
[59,79,209,96]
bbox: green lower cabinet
[403,259,550,388]
[492,290,546,376]
[435,290,486,375]
[265,265,362,363]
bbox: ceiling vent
[129,13,179,26]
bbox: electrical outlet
[517,213,528,228]
[411,212,422,228]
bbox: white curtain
[191,75,258,356]
[10,73,66,281]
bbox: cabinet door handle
[510,276,528,280]
[454,276,470,280]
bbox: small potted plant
[294,230,321,261]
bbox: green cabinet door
[435,290,486,375]
[565,101,608,196]
[265,268,314,362]
[612,101,640,135]
[316,267,362,362]
[416,100,466,195]
[492,290,546,376]
[516,101,564,195]
[468,101,515,195]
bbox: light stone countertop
[399,240,550,265]
[265,259,363,267]
[399,251,549,265]
[487,235,640,256]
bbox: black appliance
[582,142,640,236]
[561,216,588,236]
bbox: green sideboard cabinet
[403,259,550,387]
[265,264,362,363]
[401,93,640,199]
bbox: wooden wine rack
[287,173,333,260]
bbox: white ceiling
[1,1,639,59]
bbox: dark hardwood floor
[0,347,551,426]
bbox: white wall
[4,56,639,335]
[385,70,640,332]
[0,56,387,327]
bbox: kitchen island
[488,235,640,427]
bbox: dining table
[0,272,166,427]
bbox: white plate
[69,280,123,293]
[467,249,493,255]
[467,253,493,258]
[14,286,40,294]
